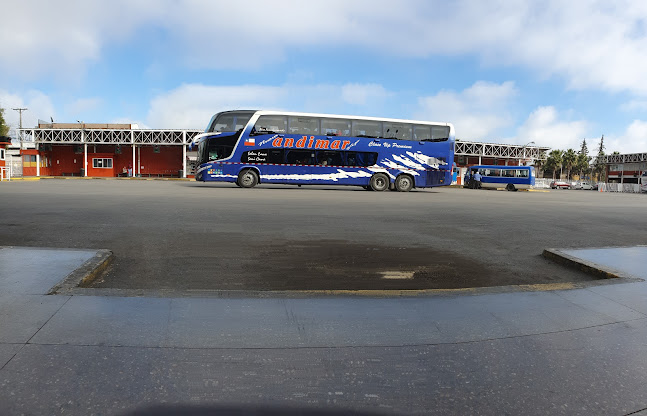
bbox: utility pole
[12,108,28,149]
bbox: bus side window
[384,122,412,140]
[253,115,287,135]
[517,169,529,178]
[269,150,284,164]
[288,116,320,135]
[431,126,450,141]
[286,150,314,165]
[321,118,351,136]
[317,151,343,166]
[414,125,431,141]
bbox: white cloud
[341,84,390,106]
[0,90,56,135]
[0,0,157,81]
[146,82,394,129]
[64,98,103,116]
[605,120,647,154]
[3,1,647,97]
[516,106,588,150]
[414,81,518,140]
[620,100,647,113]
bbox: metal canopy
[602,153,647,164]
[455,140,549,160]
[19,128,203,145]
[18,128,550,160]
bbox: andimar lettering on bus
[271,135,352,150]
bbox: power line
[12,108,27,149]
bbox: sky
[1,0,647,154]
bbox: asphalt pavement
[2,179,646,292]
[1,179,647,415]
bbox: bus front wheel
[237,169,259,188]
[395,175,413,192]
[370,173,390,192]
[506,183,516,192]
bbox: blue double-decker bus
[467,165,535,191]
[191,110,455,192]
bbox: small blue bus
[191,110,455,192]
[467,165,535,191]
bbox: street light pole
[520,141,535,166]
[12,107,28,149]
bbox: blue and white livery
[191,110,455,192]
[469,165,535,191]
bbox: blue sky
[2,0,647,154]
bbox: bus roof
[217,110,453,128]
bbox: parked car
[550,180,571,189]
[573,182,593,190]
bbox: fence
[534,178,552,189]
[8,156,22,177]
[0,166,10,181]
[598,183,643,193]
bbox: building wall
[47,145,83,176]
[27,144,185,177]
[137,146,183,176]
[0,142,7,168]
[87,152,116,177]
[20,149,39,176]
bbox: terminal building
[602,152,647,184]
[14,122,202,178]
[6,123,549,180]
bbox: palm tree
[562,149,577,180]
[546,149,563,180]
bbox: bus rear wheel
[395,175,413,192]
[237,169,259,188]
[370,173,390,192]
[506,183,516,192]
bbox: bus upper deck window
[289,117,320,135]
[431,126,450,141]
[384,122,412,140]
[414,125,431,141]
[253,115,287,135]
[321,118,351,136]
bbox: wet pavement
[1,246,647,415]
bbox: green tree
[544,149,563,180]
[562,148,577,180]
[576,139,591,178]
[593,135,606,182]
[579,138,588,156]
[575,153,591,179]
[0,107,10,137]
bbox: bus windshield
[208,112,254,133]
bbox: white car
[574,182,593,190]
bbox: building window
[92,158,113,168]
[0,148,4,160]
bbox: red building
[0,136,11,180]
[18,124,202,178]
